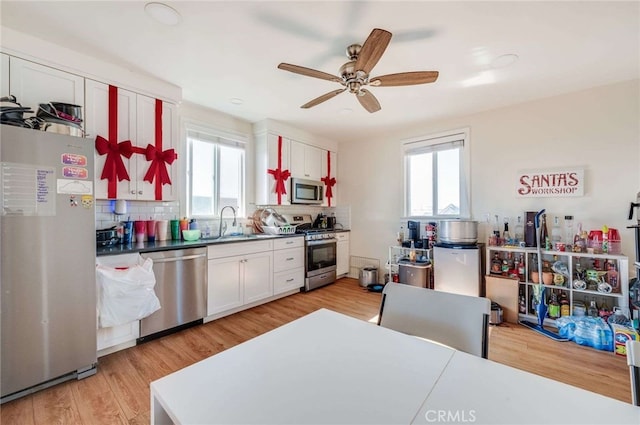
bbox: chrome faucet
[218,206,237,238]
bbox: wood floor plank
[31,382,82,425]
[1,277,633,424]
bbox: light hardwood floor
[1,278,632,424]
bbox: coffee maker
[402,220,423,248]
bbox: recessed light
[491,54,519,69]
[145,2,181,26]
[339,108,353,115]
[229,98,244,105]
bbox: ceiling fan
[277,28,439,113]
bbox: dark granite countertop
[96,233,304,256]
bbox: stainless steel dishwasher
[138,247,207,342]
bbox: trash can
[398,260,432,288]
[359,267,378,287]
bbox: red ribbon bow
[267,135,290,204]
[95,135,134,182]
[268,168,291,200]
[321,151,336,206]
[321,175,337,199]
[143,144,176,186]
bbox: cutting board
[485,275,520,324]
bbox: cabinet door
[86,80,137,199]
[290,140,322,180]
[304,144,322,180]
[337,240,350,276]
[136,95,177,201]
[1,54,9,98]
[321,150,338,206]
[207,257,243,315]
[9,57,84,119]
[243,251,273,304]
[265,133,291,204]
[97,320,140,352]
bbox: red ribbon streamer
[267,135,291,204]
[144,99,174,200]
[94,85,133,198]
[321,151,336,206]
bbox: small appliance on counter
[96,227,119,247]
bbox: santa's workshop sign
[516,168,584,198]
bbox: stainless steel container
[437,220,478,245]
[398,261,432,288]
[359,267,378,287]
[490,302,503,325]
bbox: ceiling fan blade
[354,28,392,74]
[370,71,439,87]
[357,89,381,113]
[278,63,342,83]
[301,88,347,109]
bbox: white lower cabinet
[273,237,304,295]
[336,232,350,277]
[207,240,274,316]
[97,321,139,354]
[206,237,304,318]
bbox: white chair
[627,339,640,406]
[377,283,491,358]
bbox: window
[403,129,470,218]
[187,127,245,218]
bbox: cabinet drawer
[273,236,304,250]
[208,240,273,259]
[335,232,349,242]
[274,268,304,295]
[273,247,304,272]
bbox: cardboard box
[610,323,639,356]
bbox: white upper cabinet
[9,57,84,119]
[1,54,9,98]
[255,132,292,205]
[290,140,322,180]
[85,80,137,200]
[86,80,177,200]
[136,95,177,201]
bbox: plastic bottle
[551,216,562,245]
[409,240,417,262]
[502,219,511,246]
[548,292,561,319]
[564,215,574,250]
[587,300,599,317]
[514,216,524,246]
[601,225,609,254]
[397,226,404,246]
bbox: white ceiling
[2,1,639,143]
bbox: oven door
[306,239,337,277]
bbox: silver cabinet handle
[286,278,294,282]
[138,190,143,195]
[150,254,207,263]
[286,257,294,261]
[130,190,136,194]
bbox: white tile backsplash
[95,199,180,230]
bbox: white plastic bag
[96,255,160,328]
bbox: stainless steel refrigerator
[1,125,97,403]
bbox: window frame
[185,124,247,219]
[402,128,471,219]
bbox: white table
[151,308,640,425]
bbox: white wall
[338,79,640,276]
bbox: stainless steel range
[283,214,337,291]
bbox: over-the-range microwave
[291,177,324,204]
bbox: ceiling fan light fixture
[490,53,519,69]
[145,2,182,26]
